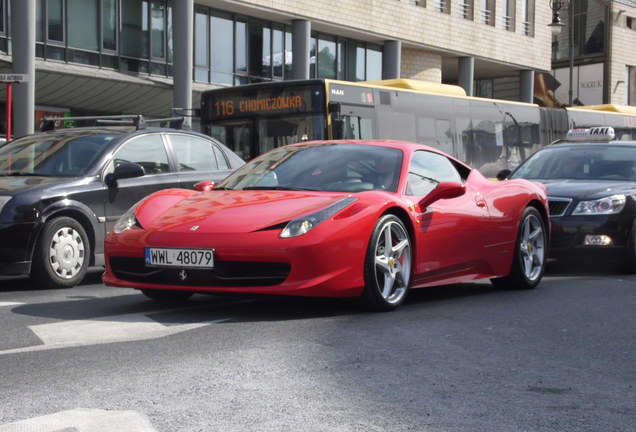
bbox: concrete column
[11,0,36,138]
[172,0,193,129]
[382,40,401,79]
[291,20,311,80]
[520,69,535,103]
[458,57,474,96]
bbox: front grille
[548,197,572,217]
[110,257,290,287]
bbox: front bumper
[549,213,631,258]
[102,225,369,298]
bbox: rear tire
[491,207,547,290]
[31,216,90,289]
[360,214,412,311]
[140,289,194,302]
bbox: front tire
[491,207,547,290]
[360,214,412,311]
[31,216,90,289]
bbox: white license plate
[145,247,215,268]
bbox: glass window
[481,0,495,26]
[47,0,64,42]
[309,35,317,79]
[0,0,4,33]
[151,1,165,59]
[435,0,450,14]
[366,47,382,81]
[407,151,461,196]
[236,19,247,76]
[115,134,170,174]
[317,36,336,79]
[273,27,284,78]
[211,11,234,84]
[628,66,636,106]
[102,0,117,50]
[68,0,99,51]
[523,0,535,36]
[460,0,473,20]
[170,135,219,172]
[504,0,515,31]
[121,0,149,59]
[285,30,293,78]
[36,0,44,42]
[337,40,346,79]
[194,10,208,68]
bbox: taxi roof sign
[566,126,615,141]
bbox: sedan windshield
[216,143,404,192]
[0,131,121,177]
[511,144,636,181]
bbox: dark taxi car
[502,127,636,272]
[0,115,244,288]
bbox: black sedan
[503,127,636,272]
[0,117,244,288]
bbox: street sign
[0,73,28,83]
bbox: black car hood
[538,180,636,200]
[0,175,71,194]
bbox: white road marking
[0,408,158,432]
[0,312,223,355]
[0,302,24,307]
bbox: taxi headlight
[0,196,11,215]
[572,194,626,215]
[281,197,357,238]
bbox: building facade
[0,0,633,138]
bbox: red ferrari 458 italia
[103,140,549,311]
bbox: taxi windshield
[511,144,636,181]
[0,131,119,177]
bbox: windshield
[0,131,120,177]
[510,144,636,181]
[216,143,403,193]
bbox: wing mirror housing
[105,162,145,188]
[496,169,512,181]
[418,181,466,209]
[194,180,215,192]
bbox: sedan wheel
[361,214,412,311]
[31,217,90,289]
[492,207,547,290]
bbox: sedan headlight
[281,197,357,238]
[572,194,626,215]
[0,196,11,215]
[113,199,146,233]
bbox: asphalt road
[0,261,634,432]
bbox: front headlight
[0,196,12,215]
[113,199,145,233]
[572,194,626,215]
[280,197,357,238]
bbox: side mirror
[194,180,215,192]
[105,162,145,188]
[418,181,466,209]
[496,169,512,181]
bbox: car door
[166,133,236,189]
[101,133,181,236]
[407,150,492,284]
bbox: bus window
[342,114,373,139]
[209,122,253,161]
[257,115,325,154]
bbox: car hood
[0,175,70,194]
[539,180,636,200]
[140,189,359,233]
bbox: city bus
[200,78,636,177]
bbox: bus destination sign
[204,86,320,120]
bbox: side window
[115,135,170,174]
[169,134,221,171]
[407,150,461,196]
